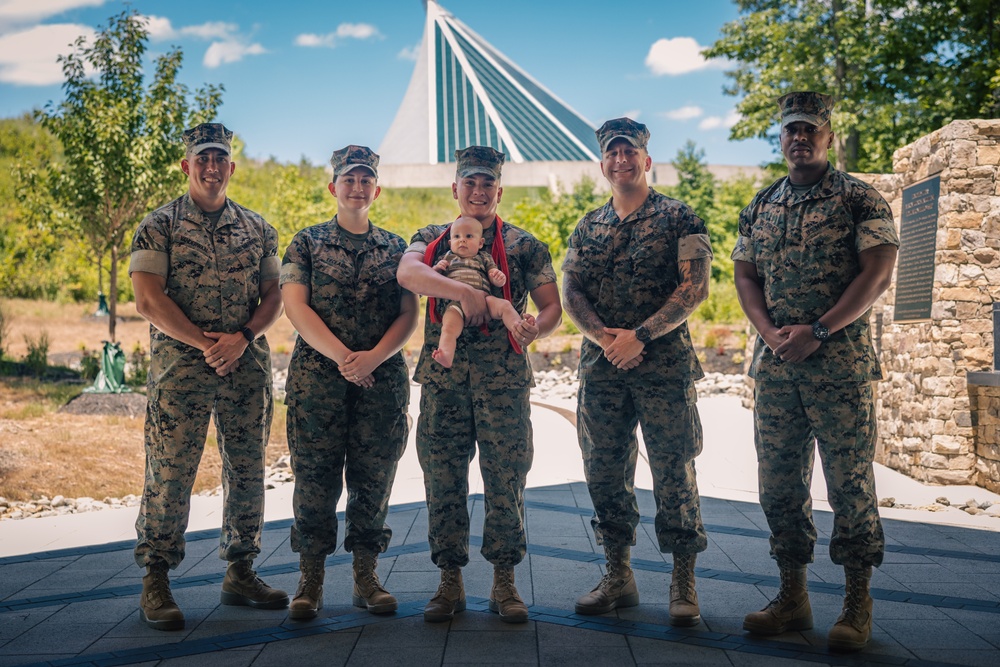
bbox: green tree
[37,9,222,341]
[706,0,1000,173]
[512,177,605,267]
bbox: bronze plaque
[894,176,940,323]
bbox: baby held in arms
[432,216,532,368]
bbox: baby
[432,216,529,368]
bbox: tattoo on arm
[562,271,607,343]
[644,258,711,339]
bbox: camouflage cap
[455,146,505,180]
[183,123,233,155]
[596,117,649,153]
[330,145,379,179]
[778,91,835,128]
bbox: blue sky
[0,0,776,167]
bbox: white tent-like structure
[379,0,601,165]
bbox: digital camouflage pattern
[281,218,410,556]
[330,144,379,179]
[564,187,710,554]
[754,380,884,568]
[182,122,233,155]
[778,91,835,128]
[454,146,505,180]
[563,188,709,384]
[595,117,650,153]
[731,166,899,382]
[406,219,556,567]
[734,163,896,570]
[135,384,272,568]
[130,192,279,569]
[577,380,707,553]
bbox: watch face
[636,326,651,343]
[813,322,829,341]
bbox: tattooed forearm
[643,257,711,339]
[562,271,609,344]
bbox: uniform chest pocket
[313,254,355,290]
[575,235,612,272]
[230,235,264,275]
[169,236,216,286]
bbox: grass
[0,377,290,502]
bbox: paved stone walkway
[2,394,999,666]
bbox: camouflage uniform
[281,219,411,557]
[130,192,279,569]
[407,221,556,568]
[563,188,711,554]
[732,163,899,567]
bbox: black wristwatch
[241,326,255,343]
[811,320,830,342]
[635,324,652,344]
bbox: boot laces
[233,562,268,593]
[147,568,176,605]
[841,584,867,623]
[494,568,517,600]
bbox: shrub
[127,342,149,385]
[23,331,50,376]
[79,347,100,380]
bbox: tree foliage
[36,9,222,341]
[662,142,762,324]
[706,0,1000,173]
[512,177,605,267]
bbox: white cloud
[143,15,175,40]
[181,21,237,40]
[698,116,723,130]
[397,43,419,61]
[0,22,93,85]
[144,16,238,42]
[724,111,741,128]
[203,40,266,68]
[645,37,725,76]
[0,0,105,24]
[621,109,641,120]
[663,105,703,121]
[295,22,383,48]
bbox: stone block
[925,468,976,484]
[973,178,995,196]
[947,453,977,470]
[977,145,1000,165]
[931,435,963,454]
[944,210,983,228]
[938,287,989,303]
[917,451,949,468]
[960,231,987,253]
[951,140,978,168]
[973,248,998,264]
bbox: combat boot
[489,566,529,623]
[423,567,466,622]
[743,564,813,635]
[139,564,184,631]
[669,552,701,627]
[828,566,874,652]
[352,549,398,614]
[221,560,289,609]
[289,556,325,620]
[575,543,640,615]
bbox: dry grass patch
[0,378,290,502]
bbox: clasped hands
[601,327,644,370]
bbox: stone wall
[873,119,1000,487]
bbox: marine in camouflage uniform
[732,92,899,651]
[130,123,287,631]
[562,118,712,627]
[397,146,562,624]
[280,145,418,618]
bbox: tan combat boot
[423,567,466,623]
[352,549,398,614]
[575,543,640,615]
[139,564,184,631]
[669,553,701,627]
[289,557,325,620]
[489,566,529,623]
[828,566,874,652]
[743,564,813,635]
[221,560,289,609]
